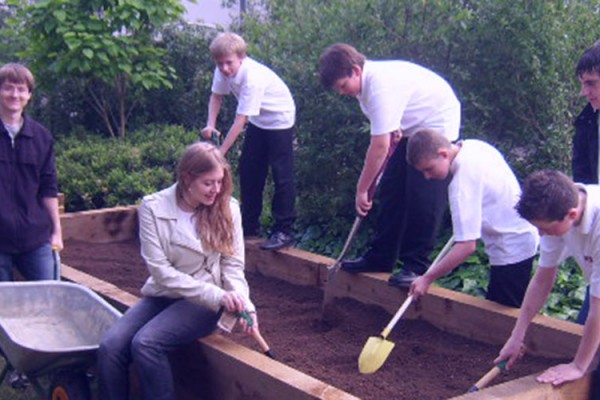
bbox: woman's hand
[239,311,258,334]
[220,291,246,314]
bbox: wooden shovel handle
[468,360,507,392]
[251,329,275,359]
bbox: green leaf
[82,48,94,59]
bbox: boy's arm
[42,196,63,250]
[201,93,224,139]
[355,133,392,216]
[409,240,476,300]
[495,266,557,367]
[536,294,600,385]
[220,114,248,156]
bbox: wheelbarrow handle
[52,247,61,281]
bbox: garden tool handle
[239,311,275,359]
[381,295,413,339]
[251,329,271,353]
[468,360,508,392]
[52,246,61,281]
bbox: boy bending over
[496,170,600,386]
[406,128,538,307]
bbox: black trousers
[239,123,296,236]
[487,256,534,308]
[364,138,449,275]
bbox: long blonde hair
[176,142,235,255]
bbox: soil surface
[61,239,566,400]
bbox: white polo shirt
[449,140,539,265]
[357,60,461,140]
[538,184,600,298]
[211,57,295,130]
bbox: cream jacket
[138,184,254,313]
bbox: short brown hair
[209,32,247,59]
[0,63,35,92]
[406,128,451,167]
[576,40,600,78]
[516,170,578,222]
[319,43,366,88]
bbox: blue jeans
[0,243,54,281]
[97,296,219,400]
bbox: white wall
[182,0,238,27]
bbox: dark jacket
[573,103,599,184]
[0,115,58,253]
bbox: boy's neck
[0,109,24,126]
[448,142,462,163]
[574,189,587,225]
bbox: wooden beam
[196,334,360,400]
[450,372,592,399]
[61,264,138,311]
[60,205,138,243]
[58,193,65,214]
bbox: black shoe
[260,232,294,251]
[340,257,391,273]
[388,269,420,288]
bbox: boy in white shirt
[201,32,296,251]
[319,43,461,287]
[496,170,600,389]
[406,128,538,307]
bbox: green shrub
[56,125,198,211]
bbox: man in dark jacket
[574,42,600,185]
[573,42,600,331]
[0,63,62,282]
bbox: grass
[0,357,99,400]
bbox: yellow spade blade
[358,336,396,374]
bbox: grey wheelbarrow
[0,281,121,399]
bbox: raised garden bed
[57,206,593,399]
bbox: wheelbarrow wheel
[49,370,90,400]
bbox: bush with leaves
[56,125,199,211]
[232,0,600,259]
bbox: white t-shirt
[357,60,461,140]
[211,57,295,130]
[175,206,198,241]
[449,140,539,265]
[538,184,600,298]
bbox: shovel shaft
[381,295,413,339]
[322,134,399,318]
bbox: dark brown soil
[61,239,565,400]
